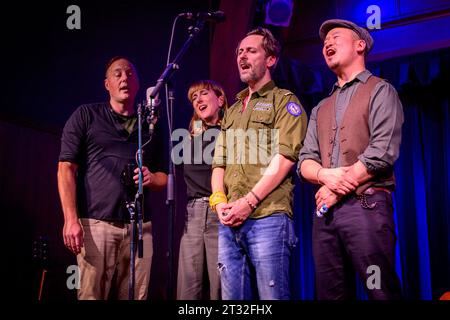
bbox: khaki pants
[77,218,153,300]
[177,198,221,300]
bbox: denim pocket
[369,192,393,217]
[277,214,297,249]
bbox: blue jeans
[218,213,297,300]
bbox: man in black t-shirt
[58,56,167,300]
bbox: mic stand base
[126,201,136,300]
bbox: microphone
[179,11,226,23]
[316,204,328,218]
[146,86,161,108]
[146,87,160,135]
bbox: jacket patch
[253,102,273,111]
[286,102,302,117]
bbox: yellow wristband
[209,191,228,212]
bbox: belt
[189,197,210,202]
[363,187,391,195]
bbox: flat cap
[319,19,374,53]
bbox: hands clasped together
[215,192,259,227]
[314,166,359,213]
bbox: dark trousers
[313,189,402,300]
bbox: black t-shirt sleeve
[59,106,88,164]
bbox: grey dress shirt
[298,70,404,174]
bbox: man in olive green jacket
[211,27,307,300]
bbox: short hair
[238,27,281,60]
[104,55,132,77]
[236,27,281,71]
[187,80,228,136]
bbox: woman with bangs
[177,80,228,300]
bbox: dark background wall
[1,0,450,301]
[2,0,216,130]
[1,0,218,300]
[283,0,450,65]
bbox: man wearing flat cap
[298,19,404,299]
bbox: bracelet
[249,190,261,204]
[209,191,228,212]
[244,196,257,211]
[316,168,323,185]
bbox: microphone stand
[127,101,155,300]
[148,20,205,104]
[148,19,206,299]
[166,88,175,300]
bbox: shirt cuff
[211,161,226,170]
[278,145,298,162]
[58,156,79,164]
[357,155,391,175]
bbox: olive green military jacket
[212,81,307,218]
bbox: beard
[239,63,266,85]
